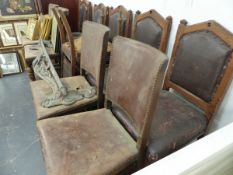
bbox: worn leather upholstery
[109,12,126,42]
[37,36,168,175]
[80,22,109,89]
[107,37,168,138]
[37,109,138,175]
[146,90,207,164]
[171,31,232,102]
[31,22,109,120]
[134,17,162,48]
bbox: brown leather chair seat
[31,76,98,120]
[37,108,138,175]
[146,90,207,164]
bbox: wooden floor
[0,73,45,175]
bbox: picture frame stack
[0,0,42,76]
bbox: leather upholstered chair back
[108,5,133,42]
[164,20,233,120]
[80,21,109,98]
[79,0,92,32]
[133,9,172,52]
[93,3,109,25]
[106,36,168,152]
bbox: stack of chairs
[29,1,233,174]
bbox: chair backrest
[79,0,92,32]
[80,21,109,104]
[108,5,133,42]
[93,3,109,25]
[58,8,77,75]
[106,36,168,153]
[164,20,233,120]
[133,9,172,53]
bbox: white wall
[91,0,233,132]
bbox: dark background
[40,0,79,31]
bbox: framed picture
[14,21,28,44]
[0,23,17,46]
[26,18,39,40]
[0,0,38,18]
[0,52,22,75]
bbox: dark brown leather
[171,31,232,102]
[109,12,126,42]
[134,17,162,49]
[146,90,207,164]
[111,104,138,140]
[85,72,96,86]
[80,21,109,89]
[37,109,138,175]
[106,36,168,138]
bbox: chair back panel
[93,3,107,24]
[164,20,233,119]
[106,37,168,144]
[109,6,132,42]
[79,0,92,31]
[133,9,172,52]
[170,30,232,102]
[134,17,162,48]
[80,21,109,90]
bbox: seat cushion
[146,90,207,164]
[62,39,80,61]
[30,76,98,120]
[62,37,112,61]
[37,109,138,175]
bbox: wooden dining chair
[93,3,109,25]
[78,0,92,32]
[30,21,109,120]
[108,5,133,42]
[146,20,233,165]
[37,36,168,175]
[132,9,172,53]
[57,8,82,77]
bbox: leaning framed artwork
[14,21,28,44]
[0,23,17,46]
[0,0,39,20]
[0,52,22,75]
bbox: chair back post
[58,9,77,76]
[164,20,233,120]
[88,1,93,21]
[75,0,80,32]
[131,10,141,39]
[52,8,65,45]
[105,36,168,166]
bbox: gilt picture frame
[14,21,28,44]
[0,23,17,46]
